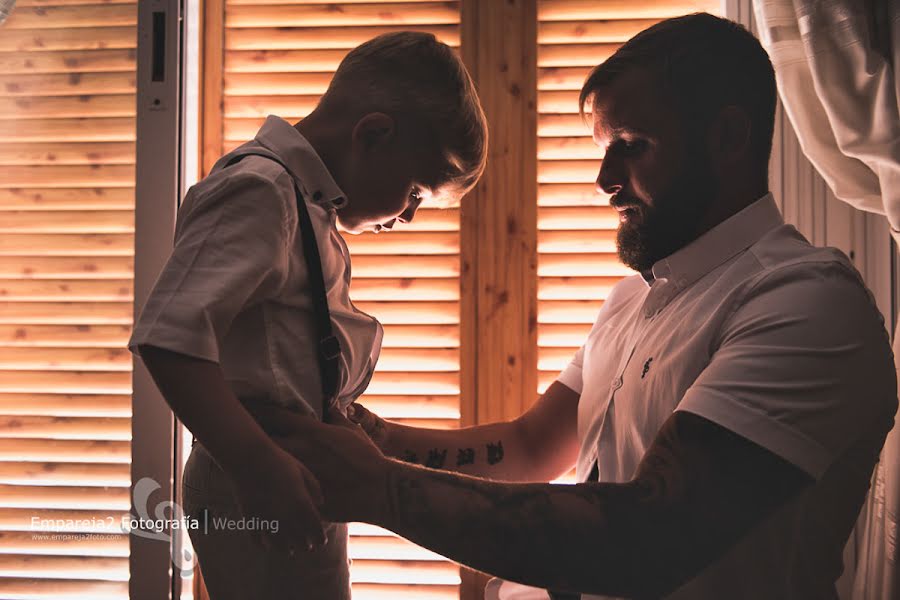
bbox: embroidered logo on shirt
[641,357,653,379]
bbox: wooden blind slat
[1,5,136,30]
[538,0,719,21]
[0,26,136,52]
[537,18,663,43]
[0,257,133,279]
[0,96,136,121]
[0,73,136,98]
[350,278,459,302]
[227,24,459,50]
[225,3,459,28]
[0,394,130,416]
[0,49,136,75]
[0,188,134,210]
[0,441,130,465]
[0,530,127,555]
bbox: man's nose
[596,156,623,196]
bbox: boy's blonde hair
[321,31,488,206]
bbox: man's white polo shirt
[489,193,897,599]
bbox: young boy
[128,32,487,599]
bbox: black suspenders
[223,149,341,423]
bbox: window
[0,2,138,598]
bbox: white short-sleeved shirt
[488,193,897,600]
[129,115,383,416]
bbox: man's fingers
[348,403,376,431]
[328,406,359,430]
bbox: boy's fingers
[245,403,314,433]
[300,466,325,508]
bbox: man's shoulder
[740,225,867,300]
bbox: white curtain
[752,1,900,597]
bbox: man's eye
[409,189,422,202]
[611,139,647,156]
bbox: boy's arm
[137,344,327,550]
[349,382,580,481]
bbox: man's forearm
[383,420,547,481]
[137,344,278,474]
[376,461,665,597]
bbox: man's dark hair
[579,12,777,171]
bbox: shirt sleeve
[128,170,294,363]
[677,261,897,480]
[557,345,585,395]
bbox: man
[253,13,897,599]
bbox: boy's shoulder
[200,144,294,192]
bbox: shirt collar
[643,193,783,290]
[254,115,347,210]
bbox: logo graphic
[641,357,653,379]
[126,477,197,577]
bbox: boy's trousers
[182,444,352,600]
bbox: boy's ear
[352,113,395,151]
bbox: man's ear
[352,112,395,152]
[707,105,751,167]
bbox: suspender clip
[320,335,341,361]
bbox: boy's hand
[252,405,393,524]
[226,443,327,553]
[346,402,391,451]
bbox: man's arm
[269,406,811,596]
[347,381,579,481]
[372,410,812,597]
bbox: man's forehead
[589,69,665,143]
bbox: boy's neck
[293,112,347,187]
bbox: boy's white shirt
[129,114,383,416]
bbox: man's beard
[615,155,717,273]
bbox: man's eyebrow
[593,124,652,146]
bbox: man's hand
[346,402,391,450]
[225,444,327,553]
[250,404,393,524]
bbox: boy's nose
[398,206,417,224]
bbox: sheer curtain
[752,1,900,597]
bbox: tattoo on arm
[402,441,504,470]
[456,448,475,466]
[425,448,448,469]
[486,440,504,465]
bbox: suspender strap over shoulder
[223,149,341,422]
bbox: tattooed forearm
[382,462,654,596]
[376,412,813,598]
[400,441,505,471]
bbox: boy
[129,32,487,599]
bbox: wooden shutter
[208,2,462,598]
[0,1,136,598]
[536,0,722,401]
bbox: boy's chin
[335,215,366,235]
